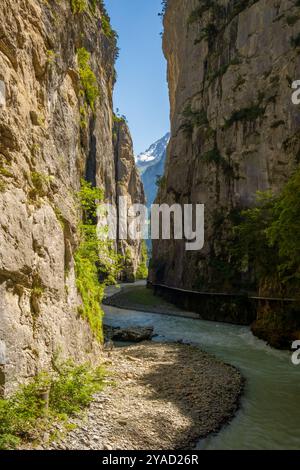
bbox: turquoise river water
[104,302,300,450]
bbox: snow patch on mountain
[136,133,170,173]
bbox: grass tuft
[0,360,106,449]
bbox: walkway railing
[148,281,299,326]
[148,281,298,303]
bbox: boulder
[104,325,154,343]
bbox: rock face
[0,0,144,393]
[151,0,300,288]
[150,0,300,340]
[113,120,145,282]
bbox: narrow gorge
[150,0,300,348]
[0,0,300,454]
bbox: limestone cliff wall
[0,0,144,393]
[151,0,300,293]
[113,120,145,282]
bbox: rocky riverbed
[43,342,243,450]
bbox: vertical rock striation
[151,0,300,342]
[113,118,145,281]
[0,0,144,393]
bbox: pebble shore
[44,342,243,450]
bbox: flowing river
[104,293,300,450]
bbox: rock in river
[104,325,154,343]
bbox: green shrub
[77,48,99,111]
[53,207,66,230]
[113,113,126,124]
[29,172,53,199]
[46,50,56,64]
[224,105,265,128]
[75,251,105,343]
[200,147,235,177]
[195,23,218,47]
[233,168,300,292]
[89,0,118,43]
[0,402,20,450]
[136,241,148,280]
[98,1,116,38]
[77,178,104,218]
[89,0,97,12]
[80,104,88,129]
[50,360,105,416]
[266,169,300,280]
[71,0,87,14]
[75,180,121,342]
[180,104,208,136]
[0,164,13,178]
[182,104,208,127]
[101,15,113,38]
[188,1,259,34]
[0,361,106,449]
[0,372,52,449]
[32,286,44,298]
[201,147,222,165]
[31,172,44,192]
[232,192,278,283]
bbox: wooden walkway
[149,282,298,303]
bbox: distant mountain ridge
[136,132,170,208]
[136,132,170,176]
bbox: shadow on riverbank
[44,342,243,450]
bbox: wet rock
[104,325,154,343]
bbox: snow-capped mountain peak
[136,132,170,214]
[136,133,170,172]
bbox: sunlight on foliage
[77,48,99,111]
[0,359,106,450]
[233,168,300,293]
[75,180,121,342]
[71,0,87,14]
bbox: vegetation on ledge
[77,48,99,111]
[136,241,149,280]
[224,105,265,128]
[71,0,87,14]
[75,180,121,343]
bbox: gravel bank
[45,342,243,450]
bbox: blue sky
[105,0,170,155]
